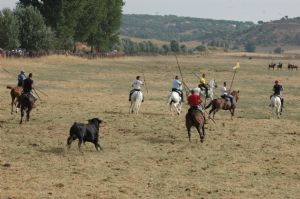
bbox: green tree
[244,42,256,52]
[180,44,187,53]
[170,40,179,52]
[15,5,55,50]
[195,45,206,52]
[274,47,284,54]
[0,8,20,50]
[162,44,170,53]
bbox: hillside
[234,17,300,46]
[121,14,300,46]
[121,14,254,42]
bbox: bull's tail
[6,85,13,89]
[205,101,213,109]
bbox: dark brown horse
[19,93,36,124]
[185,109,206,143]
[277,62,283,70]
[268,63,276,70]
[205,90,240,120]
[6,85,22,114]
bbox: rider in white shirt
[129,76,144,101]
[171,75,183,102]
[220,82,234,108]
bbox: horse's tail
[6,85,13,90]
[167,93,173,105]
[205,100,213,109]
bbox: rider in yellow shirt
[199,73,208,98]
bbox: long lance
[229,69,237,92]
[175,55,190,96]
[142,70,148,94]
[33,88,41,100]
[35,87,48,96]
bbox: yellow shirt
[200,77,206,84]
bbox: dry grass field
[0,54,299,199]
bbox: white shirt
[132,80,143,89]
[172,79,182,89]
[220,86,228,96]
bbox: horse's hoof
[200,139,204,143]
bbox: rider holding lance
[171,75,183,102]
[199,73,208,98]
[129,76,144,102]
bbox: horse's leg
[26,107,31,122]
[11,96,14,114]
[186,119,192,142]
[20,107,24,124]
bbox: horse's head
[231,90,240,102]
[208,79,217,89]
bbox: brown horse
[269,63,276,70]
[19,93,36,124]
[185,109,206,143]
[6,85,22,114]
[205,90,240,120]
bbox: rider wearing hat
[17,70,26,87]
[272,80,284,108]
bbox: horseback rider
[171,75,183,102]
[17,70,26,87]
[220,82,234,109]
[129,76,144,102]
[18,73,36,108]
[188,89,203,113]
[199,73,208,98]
[271,80,284,108]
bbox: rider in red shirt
[188,90,202,108]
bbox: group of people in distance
[128,73,284,114]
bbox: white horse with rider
[168,76,183,115]
[129,76,144,114]
[193,79,218,101]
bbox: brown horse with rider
[205,90,240,120]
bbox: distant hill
[233,17,300,46]
[121,14,300,47]
[121,14,254,42]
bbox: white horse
[167,91,182,115]
[270,96,281,118]
[130,91,143,114]
[193,79,218,101]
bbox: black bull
[67,118,103,151]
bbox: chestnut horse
[6,85,22,114]
[185,109,206,143]
[205,90,240,120]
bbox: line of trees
[0,0,124,52]
[117,39,207,55]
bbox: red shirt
[188,93,201,106]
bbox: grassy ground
[0,54,299,199]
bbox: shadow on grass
[38,147,65,154]
[140,136,181,144]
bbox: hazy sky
[1,0,299,22]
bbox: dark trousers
[221,95,234,107]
